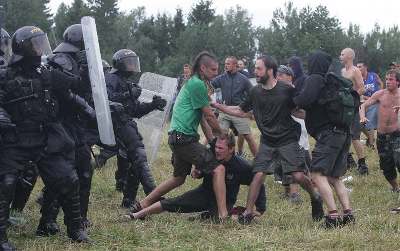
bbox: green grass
[8,129,400,250]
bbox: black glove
[151,95,167,111]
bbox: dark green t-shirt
[169,75,209,136]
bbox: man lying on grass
[125,132,266,220]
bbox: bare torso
[342,66,361,91]
[375,89,400,134]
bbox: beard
[256,74,269,85]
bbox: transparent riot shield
[136,72,177,164]
[81,16,115,145]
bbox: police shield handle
[81,16,116,145]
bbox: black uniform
[0,26,89,250]
[106,70,163,207]
[40,24,95,229]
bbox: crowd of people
[0,21,400,251]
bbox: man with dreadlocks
[129,51,229,220]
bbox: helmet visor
[0,36,11,62]
[120,56,141,72]
[26,34,52,57]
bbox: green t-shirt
[169,75,209,136]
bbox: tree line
[2,0,400,77]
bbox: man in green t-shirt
[131,51,228,219]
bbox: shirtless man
[360,70,400,194]
[340,48,368,175]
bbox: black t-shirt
[239,81,300,147]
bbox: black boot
[121,165,140,208]
[311,195,324,221]
[61,189,90,243]
[76,146,94,229]
[115,154,129,192]
[136,147,156,195]
[0,175,17,251]
[36,198,60,236]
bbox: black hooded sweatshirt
[293,51,333,138]
[288,56,307,94]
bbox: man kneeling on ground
[125,132,266,220]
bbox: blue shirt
[364,72,380,97]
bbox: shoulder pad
[47,53,74,72]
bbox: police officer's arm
[106,78,126,103]
[360,90,382,123]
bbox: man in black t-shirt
[125,133,266,220]
[213,55,323,224]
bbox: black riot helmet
[9,26,52,65]
[53,24,84,53]
[110,49,141,74]
[0,28,11,62]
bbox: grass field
[8,129,400,251]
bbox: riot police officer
[40,23,95,230]
[0,28,11,69]
[0,26,89,250]
[106,49,166,208]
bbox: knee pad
[56,173,80,196]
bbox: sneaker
[288,193,303,204]
[390,207,400,214]
[311,196,324,221]
[357,162,369,175]
[347,154,357,169]
[324,215,342,229]
[342,214,355,226]
[237,213,254,225]
[391,188,400,193]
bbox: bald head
[340,48,355,64]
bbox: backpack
[318,72,358,128]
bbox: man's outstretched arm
[211,103,248,118]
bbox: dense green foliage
[3,0,400,76]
